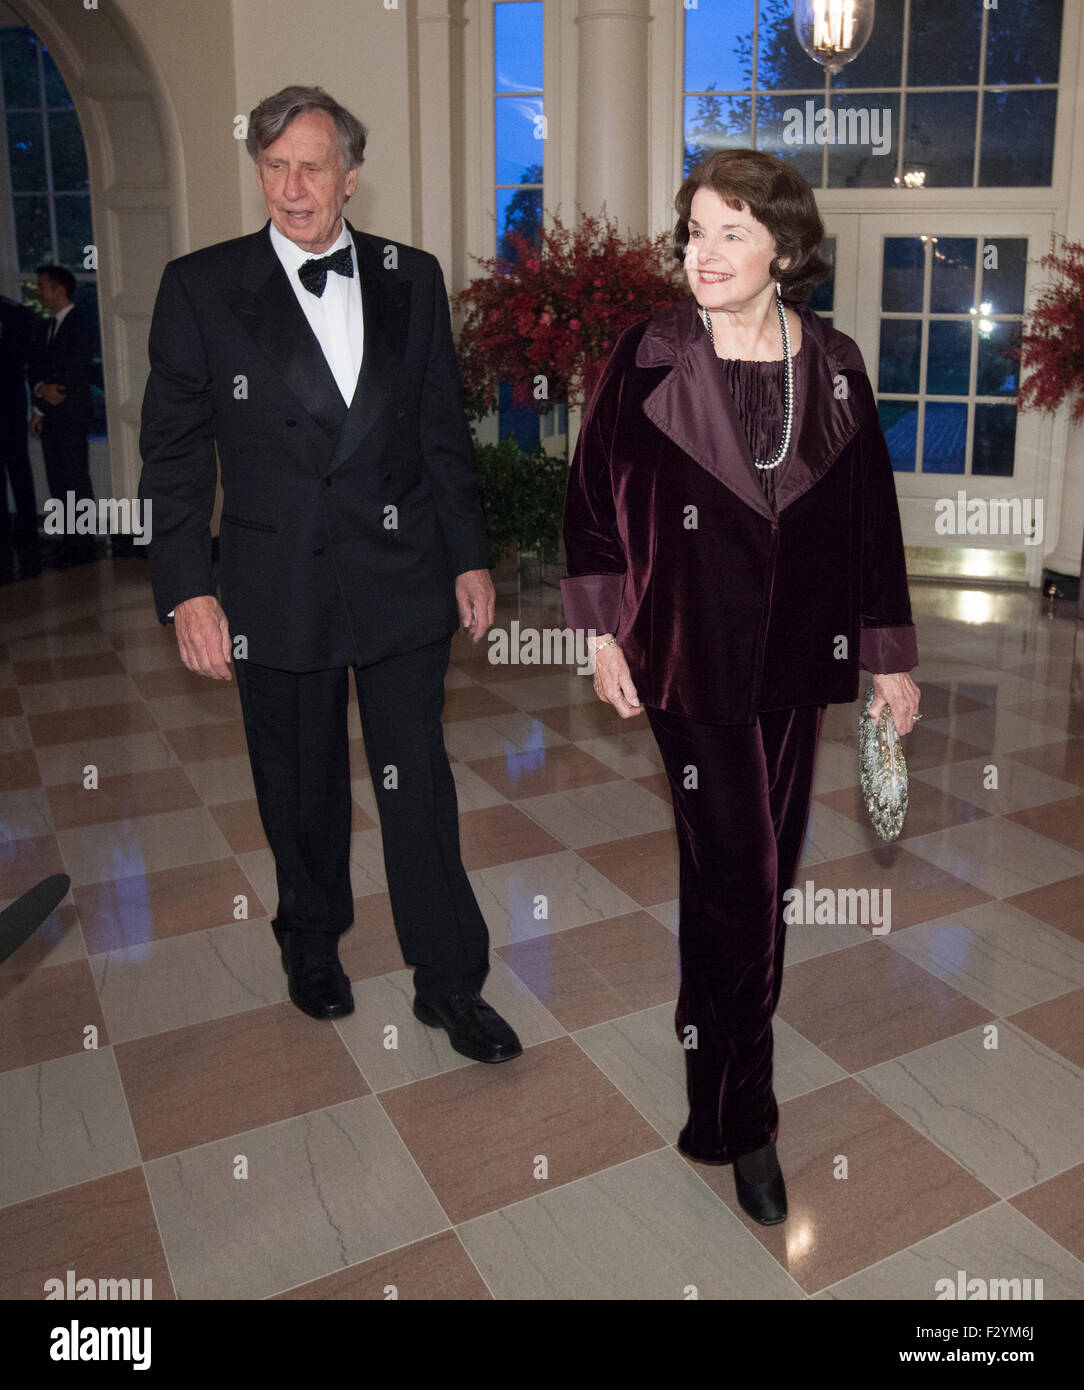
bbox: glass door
[829,213,1054,586]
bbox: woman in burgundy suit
[562,150,921,1225]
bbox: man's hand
[37,383,67,407]
[592,638,642,719]
[455,568,495,643]
[174,595,233,679]
[28,414,42,436]
[869,672,921,737]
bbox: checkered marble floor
[1,557,1083,1300]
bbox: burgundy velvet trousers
[644,702,826,1163]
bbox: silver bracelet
[593,636,617,653]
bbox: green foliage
[474,435,569,568]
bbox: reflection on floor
[1,559,1083,1300]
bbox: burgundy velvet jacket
[561,294,918,725]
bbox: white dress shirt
[268,216,364,405]
[168,217,365,619]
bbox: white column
[575,0,651,238]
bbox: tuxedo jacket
[30,304,94,427]
[138,218,490,671]
[561,296,918,725]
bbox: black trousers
[233,635,490,1003]
[41,418,93,505]
[645,702,826,1163]
[0,426,40,572]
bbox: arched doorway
[2,0,183,504]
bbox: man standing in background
[0,294,41,582]
[30,264,96,568]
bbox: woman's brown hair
[674,149,830,302]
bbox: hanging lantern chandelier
[793,0,876,75]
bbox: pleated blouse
[716,342,805,513]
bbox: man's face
[255,109,359,255]
[36,275,61,312]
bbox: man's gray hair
[245,85,367,170]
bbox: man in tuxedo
[30,265,96,567]
[0,295,41,581]
[138,85,521,1064]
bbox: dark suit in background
[0,297,41,580]
[31,301,95,560]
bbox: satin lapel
[776,309,861,513]
[639,307,775,520]
[227,222,347,443]
[325,227,410,473]
[636,298,862,518]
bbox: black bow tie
[297,245,354,297]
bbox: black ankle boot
[733,1143,787,1225]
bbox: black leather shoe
[413,991,523,1063]
[733,1166,788,1225]
[272,921,354,1020]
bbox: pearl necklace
[701,288,794,470]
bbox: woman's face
[683,186,782,313]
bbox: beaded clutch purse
[858,687,909,841]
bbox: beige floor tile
[913,753,1082,815]
[467,742,621,800]
[89,917,285,1043]
[904,816,1084,898]
[797,799,877,863]
[35,730,177,786]
[885,900,1084,1015]
[145,688,244,729]
[144,1095,450,1299]
[517,778,674,849]
[468,849,641,946]
[441,712,568,762]
[57,806,234,886]
[335,956,562,1092]
[574,729,665,779]
[0,1048,141,1207]
[181,754,256,805]
[920,708,1068,756]
[480,673,600,712]
[459,1147,804,1299]
[0,787,54,840]
[859,1022,1084,1198]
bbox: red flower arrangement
[1015,236,1084,421]
[452,210,687,417]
